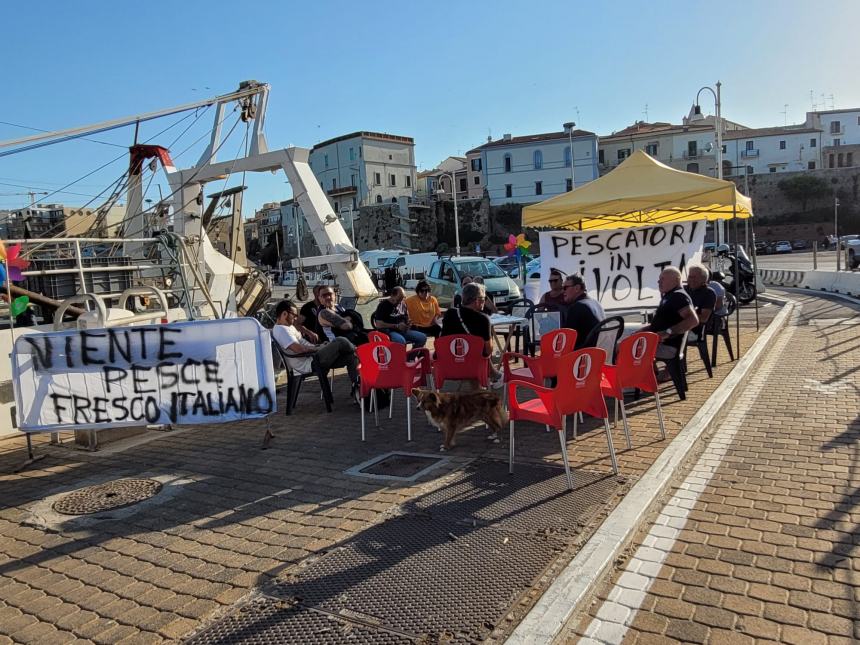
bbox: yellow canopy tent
[522,149,753,230]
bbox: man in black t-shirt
[297,285,325,342]
[373,287,427,347]
[441,282,501,386]
[684,264,716,341]
[561,273,605,349]
[643,267,699,359]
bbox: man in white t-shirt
[272,300,360,395]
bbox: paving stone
[663,619,709,643]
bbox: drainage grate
[345,451,449,482]
[268,515,562,642]
[408,460,624,542]
[52,478,162,515]
[188,597,415,644]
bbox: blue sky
[2,0,859,216]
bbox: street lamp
[692,81,724,243]
[563,121,576,190]
[435,172,460,256]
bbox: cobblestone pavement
[566,291,860,644]
[0,304,776,644]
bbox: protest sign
[11,317,276,432]
[538,221,705,309]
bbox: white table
[489,314,528,354]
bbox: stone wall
[729,167,860,240]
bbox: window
[833,138,841,147]
[535,181,542,195]
[830,120,841,134]
[564,146,572,167]
[359,146,362,157]
[598,149,605,164]
[352,197,357,209]
[829,154,835,168]
[808,161,816,170]
[474,176,480,185]
[374,172,381,185]
[857,117,860,126]
[389,174,396,186]
[442,263,455,282]
[332,178,337,190]
[429,262,441,279]
[686,162,699,173]
[504,154,512,172]
[617,148,630,161]
[325,154,329,168]
[471,158,482,171]
[334,201,339,211]
[721,145,727,154]
[349,147,355,161]
[645,143,658,156]
[566,178,573,192]
[350,173,356,187]
[837,153,844,167]
[505,184,512,198]
[688,141,698,157]
[779,140,786,150]
[533,150,543,169]
[745,140,754,151]
[769,168,776,173]
[848,152,854,166]
[810,138,816,148]
[459,177,467,193]
[375,194,383,203]
[746,165,754,174]
[405,175,412,188]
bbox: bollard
[812,241,817,270]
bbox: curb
[507,299,796,645]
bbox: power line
[0,120,126,148]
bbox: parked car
[508,256,541,280]
[754,241,769,256]
[426,256,522,307]
[775,241,793,254]
[792,240,808,250]
[492,255,520,275]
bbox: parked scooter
[714,245,757,305]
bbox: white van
[359,249,407,271]
[381,252,438,280]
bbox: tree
[777,175,829,212]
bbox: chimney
[487,135,492,143]
[503,133,512,141]
[563,121,576,134]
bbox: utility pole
[835,197,840,271]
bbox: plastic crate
[28,257,133,301]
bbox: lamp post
[436,172,460,256]
[564,121,576,190]
[835,197,840,271]
[693,81,724,244]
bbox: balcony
[683,151,699,160]
[327,185,358,197]
[741,149,760,158]
[829,127,845,136]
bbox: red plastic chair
[357,342,426,442]
[432,334,489,389]
[368,331,389,344]
[502,328,577,387]
[507,348,618,490]
[601,332,666,443]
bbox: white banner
[12,318,276,432]
[539,221,706,309]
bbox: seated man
[297,285,325,342]
[684,264,716,340]
[272,299,360,399]
[642,267,699,360]
[317,286,368,346]
[373,286,427,347]
[709,271,728,316]
[539,269,567,310]
[561,273,605,349]
[441,282,502,386]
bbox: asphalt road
[754,249,849,271]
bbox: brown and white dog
[413,389,508,451]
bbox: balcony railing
[741,149,760,158]
[683,151,699,159]
[327,185,358,197]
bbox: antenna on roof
[575,106,581,126]
[643,103,649,121]
[781,104,788,126]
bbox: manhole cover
[52,478,162,515]
[345,452,448,482]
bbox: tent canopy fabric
[522,149,753,231]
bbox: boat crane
[0,80,377,317]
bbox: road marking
[579,308,798,644]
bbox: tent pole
[749,218,760,331]
[733,213,740,359]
